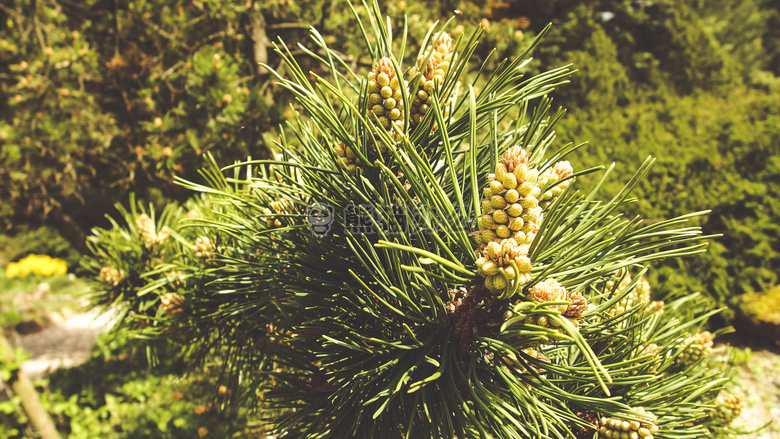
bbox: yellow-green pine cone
[521,207,543,245]
[193,236,215,260]
[136,213,162,248]
[368,57,404,146]
[710,391,744,426]
[99,267,123,286]
[675,331,714,367]
[410,32,454,128]
[160,293,185,318]
[476,238,532,294]
[473,145,550,290]
[474,145,543,246]
[538,160,574,207]
[599,407,659,439]
[334,142,360,173]
[605,270,652,317]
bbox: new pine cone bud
[410,32,455,128]
[334,142,360,173]
[99,267,122,286]
[564,291,588,319]
[136,214,168,248]
[193,236,215,260]
[160,293,185,318]
[528,278,569,314]
[368,57,403,148]
[710,391,744,426]
[599,407,659,439]
[508,280,586,332]
[675,331,713,367]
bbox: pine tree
[86,2,743,437]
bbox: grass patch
[3,331,261,438]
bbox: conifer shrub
[86,3,743,437]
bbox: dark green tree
[764,4,780,76]
[0,0,329,251]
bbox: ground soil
[719,334,780,439]
[17,307,115,378]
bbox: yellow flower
[5,254,67,278]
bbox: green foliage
[0,331,255,438]
[532,5,630,109]
[765,6,780,75]
[0,0,330,248]
[2,0,776,434]
[653,2,736,94]
[0,2,120,245]
[2,0,777,331]
[83,194,192,329]
[556,88,780,320]
[692,0,768,83]
[517,0,749,98]
[0,344,28,438]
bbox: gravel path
[731,347,780,438]
[18,308,116,378]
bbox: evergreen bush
[84,2,744,437]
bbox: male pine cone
[474,145,542,294]
[710,391,744,426]
[538,161,574,208]
[334,142,360,173]
[605,270,652,317]
[599,407,659,439]
[675,331,713,367]
[410,31,455,128]
[368,57,403,149]
[160,293,185,318]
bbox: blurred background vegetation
[1,0,779,436]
